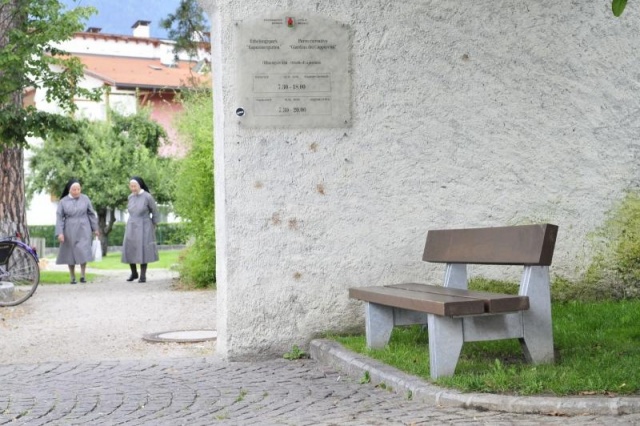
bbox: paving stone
[1,357,639,425]
[1,269,639,425]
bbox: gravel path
[0,267,216,364]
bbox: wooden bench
[349,223,559,379]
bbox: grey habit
[121,190,159,264]
[55,194,99,265]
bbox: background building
[26,20,211,225]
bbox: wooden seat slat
[387,283,529,313]
[349,286,486,316]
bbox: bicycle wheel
[0,244,40,307]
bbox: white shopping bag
[92,236,103,262]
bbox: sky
[59,0,185,39]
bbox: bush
[580,191,640,300]
[156,222,189,245]
[107,222,189,246]
[172,90,215,288]
[469,277,519,294]
[469,275,623,304]
[28,225,58,247]
[107,223,125,246]
[546,190,640,303]
[28,222,188,248]
[177,221,215,289]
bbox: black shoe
[138,277,146,283]
[80,277,86,283]
[70,279,77,285]
[126,274,139,282]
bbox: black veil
[60,178,80,199]
[130,176,151,194]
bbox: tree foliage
[26,110,176,251]
[159,0,210,59]
[1,0,100,240]
[110,109,166,155]
[172,90,214,288]
[0,0,100,146]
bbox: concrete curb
[309,339,640,416]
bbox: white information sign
[236,12,351,128]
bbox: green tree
[0,0,99,240]
[173,90,214,287]
[161,0,213,287]
[159,0,210,60]
[27,110,176,253]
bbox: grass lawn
[40,271,99,284]
[88,249,181,270]
[45,249,181,271]
[333,299,640,396]
[40,250,181,283]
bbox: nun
[121,176,159,283]
[55,179,100,284]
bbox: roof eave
[114,83,190,91]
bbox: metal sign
[236,12,351,128]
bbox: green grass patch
[333,299,640,396]
[40,271,98,284]
[48,250,181,271]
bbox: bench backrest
[422,224,558,266]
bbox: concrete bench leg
[365,302,394,348]
[428,314,464,379]
[519,265,554,364]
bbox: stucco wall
[202,0,640,360]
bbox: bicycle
[0,236,40,307]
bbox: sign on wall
[236,12,351,128]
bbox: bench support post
[365,302,394,348]
[443,263,467,289]
[519,265,554,364]
[428,314,464,378]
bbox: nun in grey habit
[121,176,159,283]
[55,179,99,284]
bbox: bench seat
[349,283,529,316]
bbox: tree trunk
[97,208,116,255]
[0,147,29,242]
[0,0,29,243]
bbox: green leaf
[612,0,628,17]
[0,0,98,147]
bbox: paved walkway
[2,357,639,425]
[1,268,639,425]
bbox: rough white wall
[202,0,640,360]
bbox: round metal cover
[143,329,217,343]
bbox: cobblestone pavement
[2,267,639,425]
[1,356,640,425]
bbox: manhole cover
[143,329,217,343]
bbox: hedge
[29,222,189,248]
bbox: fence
[30,237,46,258]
